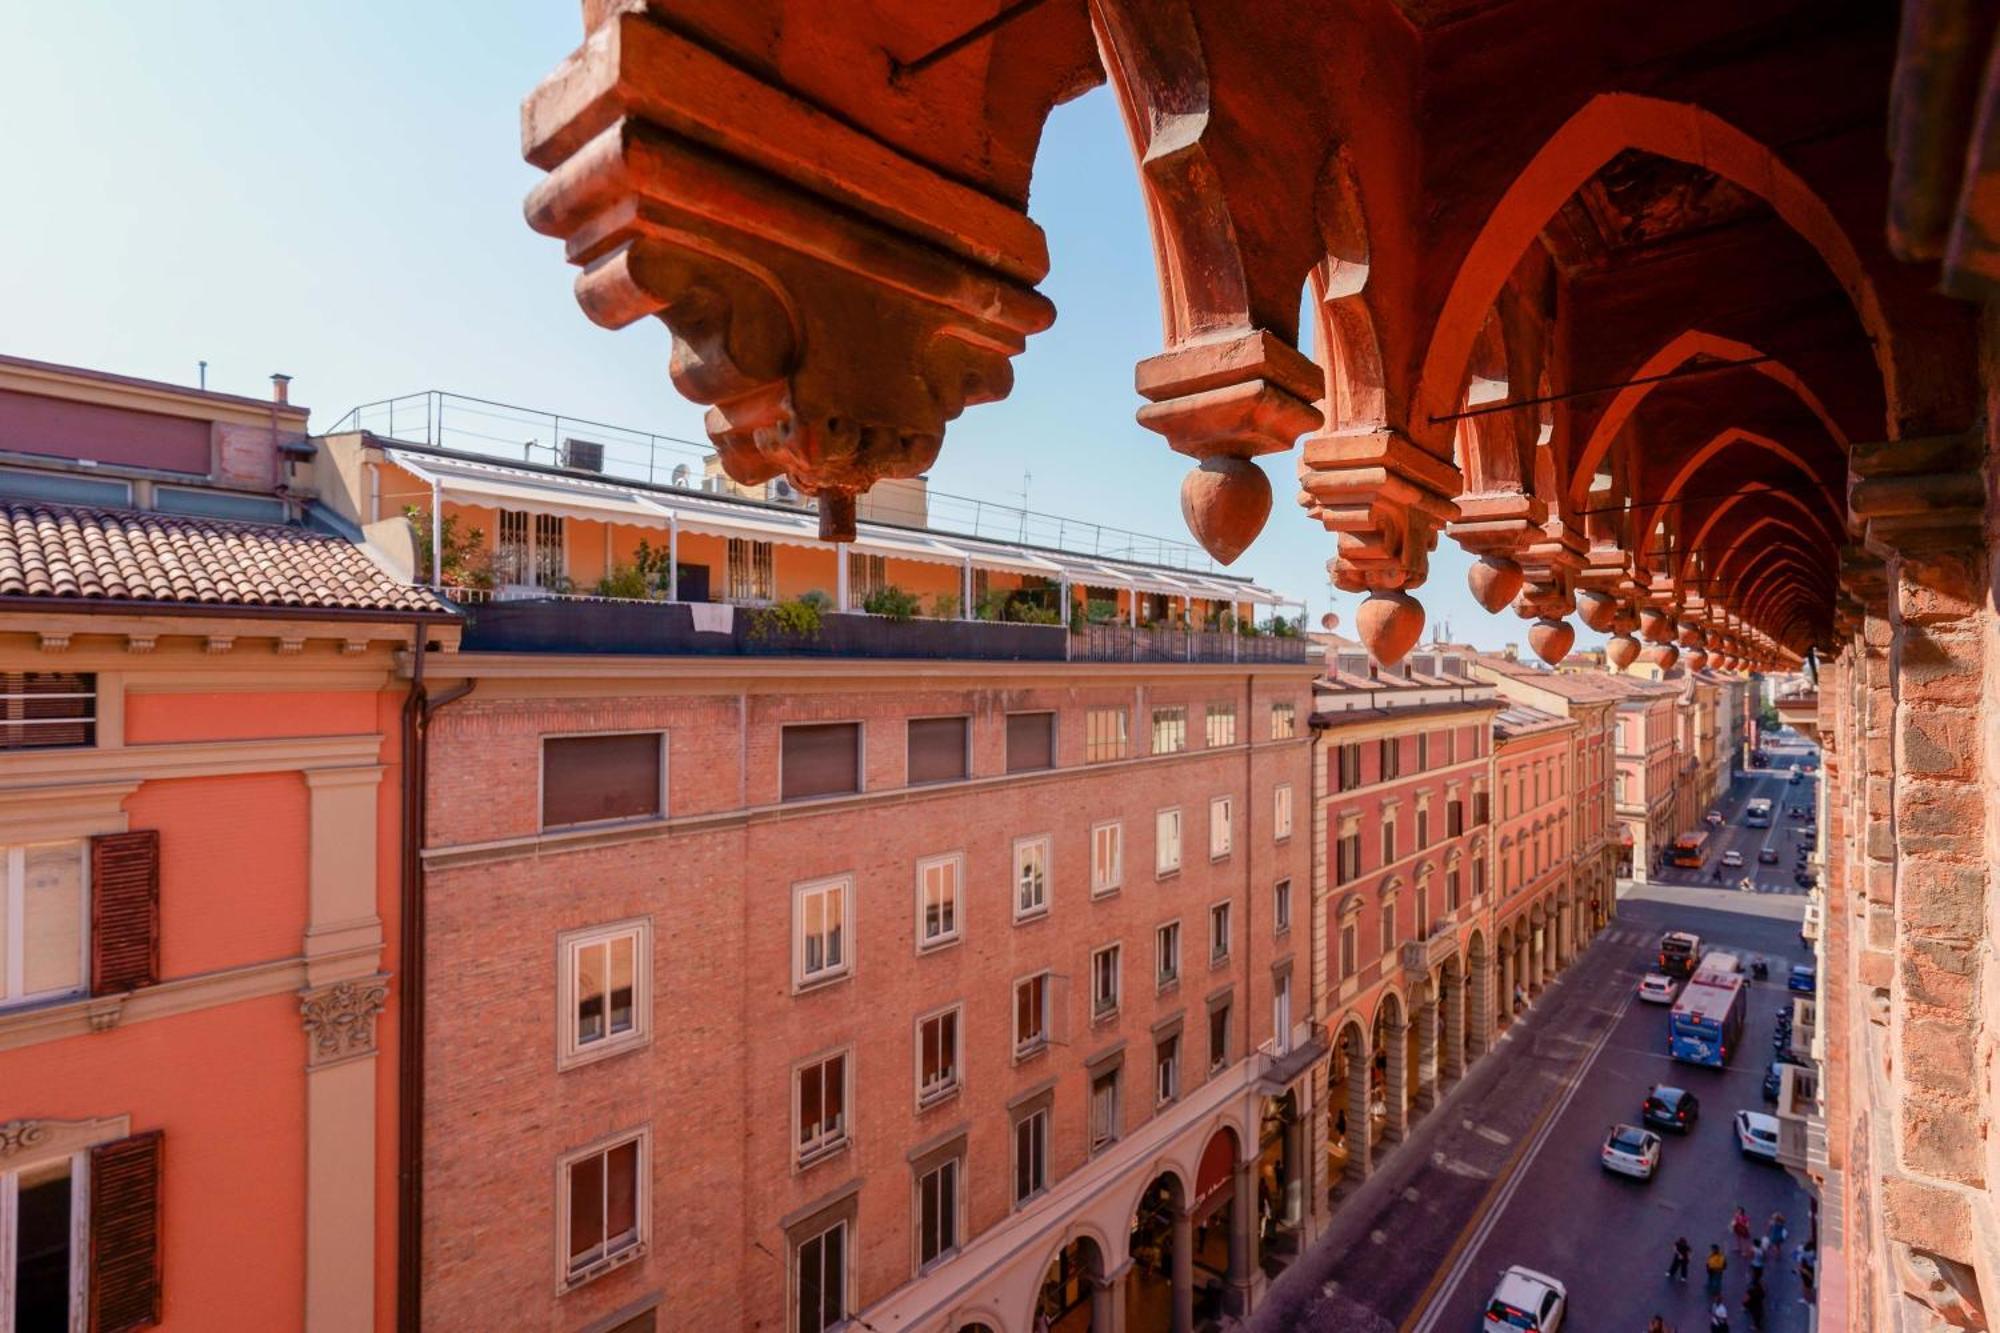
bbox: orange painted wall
[883,557,962,606]
[125,691,378,744]
[776,544,838,600]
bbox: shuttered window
[1004,712,1054,773]
[90,1131,164,1333]
[89,832,158,998]
[906,717,969,785]
[781,724,862,801]
[541,733,664,829]
[0,672,95,750]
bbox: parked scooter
[1750,955,1770,980]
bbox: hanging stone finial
[1356,590,1425,665]
[1528,616,1575,664]
[1468,555,1524,613]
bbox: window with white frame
[1014,973,1050,1055]
[1209,795,1233,859]
[916,1157,959,1269]
[561,1129,646,1286]
[559,920,650,1067]
[1013,837,1050,921]
[1090,821,1123,896]
[1089,1067,1120,1150]
[1335,825,1361,884]
[916,1006,960,1107]
[1273,878,1293,934]
[1151,706,1187,755]
[795,1216,848,1333]
[1,841,87,1009]
[1270,701,1297,739]
[1205,703,1237,748]
[1271,969,1293,1055]
[1086,706,1129,762]
[1,1147,84,1323]
[848,551,888,602]
[794,877,850,987]
[916,854,961,951]
[1379,736,1401,780]
[1156,921,1181,987]
[1156,808,1183,876]
[1210,901,1231,963]
[795,1050,849,1165]
[1335,742,1362,791]
[1274,784,1293,840]
[1156,1034,1181,1105]
[0,672,96,751]
[1013,1108,1048,1203]
[1091,944,1120,1018]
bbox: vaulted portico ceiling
[522,0,1986,667]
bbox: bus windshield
[1745,798,1773,828]
[1669,831,1708,867]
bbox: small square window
[1209,796,1233,860]
[1269,702,1296,740]
[1155,808,1183,876]
[907,716,970,785]
[1089,1068,1120,1151]
[1005,711,1056,773]
[0,672,95,751]
[916,854,962,951]
[794,876,851,988]
[916,1005,961,1108]
[561,1130,647,1287]
[1086,707,1129,762]
[782,723,862,802]
[795,1050,849,1166]
[1091,822,1123,896]
[1014,836,1051,921]
[558,920,651,1068]
[543,732,665,829]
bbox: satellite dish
[671,463,691,487]
[1320,612,1340,631]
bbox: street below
[1257,757,1820,1333]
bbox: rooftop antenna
[198,360,207,390]
[1017,469,1032,540]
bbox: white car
[1600,1124,1662,1179]
[1735,1110,1781,1162]
[1704,811,1724,826]
[1483,1265,1567,1332]
[1720,849,1744,868]
[1637,973,1680,1005]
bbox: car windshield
[1610,1128,1650,1153]
[1485,1301,1537,1330]
[1653,1088,1683,1107]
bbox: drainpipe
[396,629,474,1333]
[429,477,443,588]
[668,511,679,603]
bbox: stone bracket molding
[1849,429,1985,558]
[522,12,1055,540]
[299,975,390,1070]
[0,1115,130,1165]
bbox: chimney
[1503,643,1519,661]
[271,373,292,405]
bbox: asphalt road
[1257,744,1822,1333]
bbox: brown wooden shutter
[91,831,160,995]
[90,1130,163,1333]
[781,723,862,800]
[906,716,969,785]
[1005,712,1054,773]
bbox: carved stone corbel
[299,976,390,1070]
[521,12,1056,540]
[1850,430,1984,561]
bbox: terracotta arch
[1705,515,1836,599]
[1680,488,1842,581]
[1634,428,1844,564]
[1742,567,1827,628]
[1567,330,1850,507]
[1416,93,1896,447]
[1371,985,1407,1029]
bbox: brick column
[1381,1019,1409,1143]
[1468,946,1492,1056]
[1414,993,1439,1111]
[1443,967,1467,1081]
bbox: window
[1156,921,1181,988]
[1416,804,1430,848]
[907,716,970,785]
[1335,828,1361,884]
[917,1006,961,1107]
[1209,796,1233,859]
[1272,969,1293,1055]
[795,1217,847,1333]
[1447,868,1463,913]
[1381,813,1397,865]
[1006,712,1056,773]
[1448,797,1464,837]
[1155,808,1183,876]
[726,536,775,601]
[498,509,567,588]
[1013,1108,1048,1203]
[1014,973,1050,1055]
[1090,822,1123,896]
[0,672,95,750]
[562,1130,646,1286]
[1086,707,1129,762]
[1,841,87,1008]
[916,1158,959,1269]
[1205,703,1237,748]
[1156,1034,1181,1105]
[1416,732,1429,770]
[1013,837,1050,920]
[1210,901,1232,963]
[1270,702,1296,739]
[1209,999,1231,1071]
[1381,900,1397,954]
[1379,737,1401,780]
[1091,945,1121,1018]
[1089,1068,1120,1151]
[1273,784,1293,840]
[1474,789,1490,825]
[1416,887,1431,939]
[1340,919,1358,978]
[916,855,962,951]
[559,921,650,1067]
[1335,743,1362,791]
[795,1051,849,1164]
[542,732,664,828]
[794,877,850,987]
[781,723,862,801]
[849,551,888,602]
[1151,706,1187,755]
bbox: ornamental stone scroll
[299,976,390,1069]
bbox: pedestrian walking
[1708,1298,1731,1332]
[1766,1212,1788,1249]
[1705,1245,1728,1298]
[1730,1205,1753,1256]
[1749,1236,1768,1278]
[1797,1246,1817,1304]
[1666,1236,1692,1282]
[1742,1278,1767,1330]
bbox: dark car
[1643,1085,1700,1132]
[1758,847,1779,864]
[1763,1062,1784,1102]
[1789,964,1818,993]
[1774,1046,1808,1068]
[1795,872,1818,889]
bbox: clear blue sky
[1,2,1538,648]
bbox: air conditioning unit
[560,438,605,473]
[769,476,801,504]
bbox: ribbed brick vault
[520,0,1994,669]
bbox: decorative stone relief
[299,976,389,1069]
[0,1114,130,1163]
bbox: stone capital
[299,975,390,1070]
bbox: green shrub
[1013,604,1061,625]
[974,587,1011,622]
[593,564,652,600]
[749,598,824,641]
[797,588,834,612]
[1085,599,1119,625]
[405,506,491,587]
[929,592,960,620]
[863,585,922,621]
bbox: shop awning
[388,451,666,526]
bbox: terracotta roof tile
[0,501,449,614]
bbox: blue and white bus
[1668,960,1747,1067]
[1745,798,1773,828]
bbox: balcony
[1774,1063,1826,1184]
[1401,921,1459,974]
[1070,622,1309,665]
